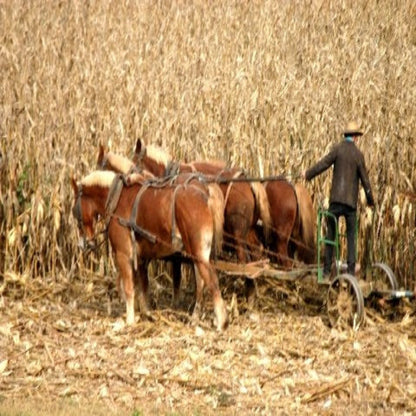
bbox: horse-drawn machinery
[72,142,415,331]
[214,206,415,329]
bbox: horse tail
[250,181,272,243]
[207,183,225,257]
[294,183,316,264]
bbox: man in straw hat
[302,121,375,277]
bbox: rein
[210,173,302,184]
[216,169,243,209]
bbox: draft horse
[263,179,315,267]
[96,145,225,305]
[71,170,228,330]
[132,139,272,300]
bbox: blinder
[73,184,103,253]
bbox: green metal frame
[316,207,359,283]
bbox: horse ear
[135,138,143,155]
[71,175,78,196]
[97,143,105,166]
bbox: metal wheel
[368,262,398,293]
[327,274,365,329]
[364,262,400,312]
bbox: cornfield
[1,0,414,286]
[1,1,416,414]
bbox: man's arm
[304,148,337,181]
[358,157,375,206]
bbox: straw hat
[344,121,363,136]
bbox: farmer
[302,121,375,277]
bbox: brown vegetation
[1,1,415,414]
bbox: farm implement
[214,207,415,329]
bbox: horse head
[71,171,115,252]
[133,138,173,177]
[133,138,147,166]
[97,142,157,186]
[97,143,137,175]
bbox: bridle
[73,184,107,254]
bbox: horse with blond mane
[96,144,225,305]
[72,169,228,330]
[132,139,315,270]
[263,179,315,268]
[133,139,272,301]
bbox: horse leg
[194,260,228,331]
[115,251,135,325]
[135,261,150,316]
[191,263,205,324]
[275,236,293,269]
[246,228,264,261]
[171,258,182,307]
[234,235,256,304]
[244,274,256,304]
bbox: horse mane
[192,159,227,169]
[81,170,116,188]
[126,170,155,185]
[146,144,172,167]
[145,144,227,172]
[106,152,135,173]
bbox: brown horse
[96,145,225,305]
[264,179,315,267]
[71,170,228,330]
[133,139,272,300]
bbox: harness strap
[186,162,197,173]
[171,185,182,246]
[218,169,244,208]
[144,175,179,188]
[105,174,125,227]
[293,183,300,233]
[183,172,204,185]
[117,217,157,244]
[74,186,87,240]
[124,184,151,272]
[129,184,148,224]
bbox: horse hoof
[214,318,229,332]
[218,317,229,331]
[126,317,135,326]
[214,312,229,331]
[191,311,200,327]
[143,312,155,322]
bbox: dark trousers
[324,202,357,276]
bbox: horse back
[265,180,298,231]
[110,183,214,259]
